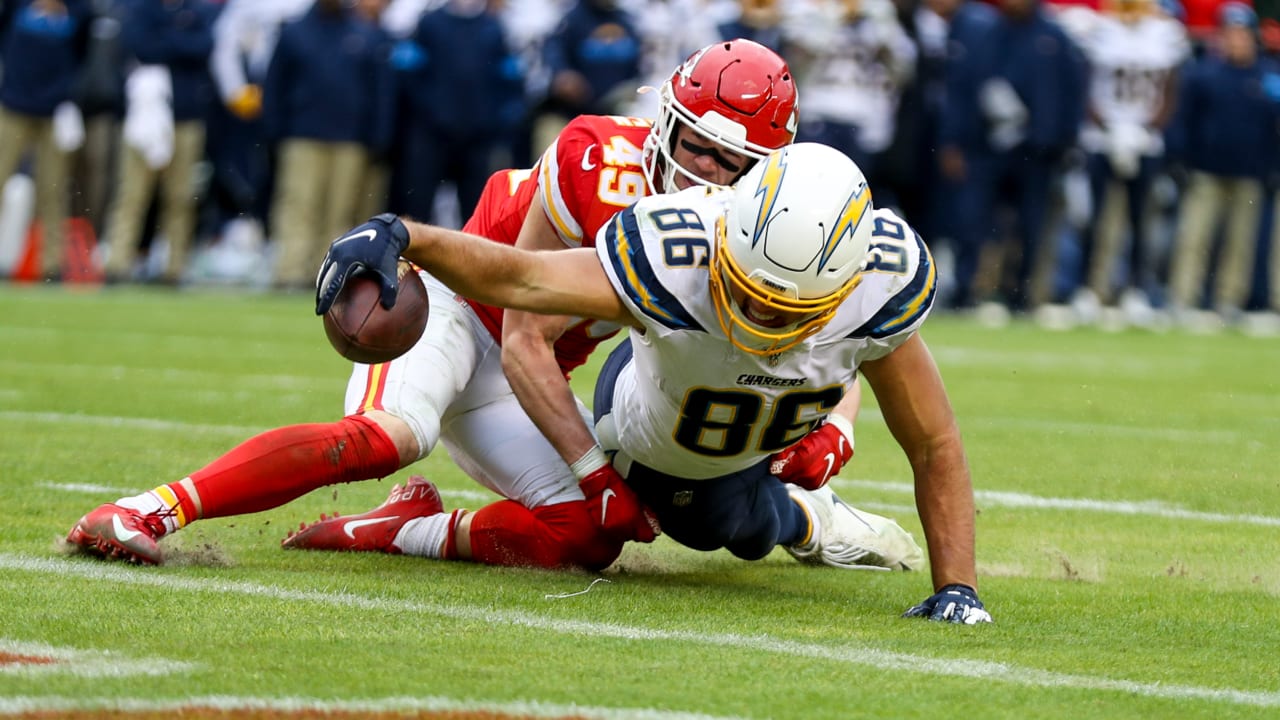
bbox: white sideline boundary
[1,553,1276,710]
[835,479,1280,527]
[0,695,741,720]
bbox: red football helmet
[642,38,799,194]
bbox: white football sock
[394,513,451,558]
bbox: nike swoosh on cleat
[599,488,616,524]
[342,516,399,539]
[831,495,877,532]
[111,514,143,542]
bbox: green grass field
[2,283,1278,719]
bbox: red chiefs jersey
[462,114,654,375]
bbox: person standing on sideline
[1061,0,1190,328]
[932,0,1086,316]
[0,0,92,281]
[1166,3,1280,330]
[102,0,218,285]
[261,0,394,291]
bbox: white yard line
[1,553,1276,710]
[38,481,132,495]
[42,482,502,513]
[835,479,1280,527]
[856,408,1244,444]
[36,476,1278,530]
[3,409,1251,446]
[928,346,1208,375]
[442,488,503,503]
[0,695,741,719]
[0,360,331,390]
[0,638,196,677]
[0,411,264,437]
[38,482,916,519]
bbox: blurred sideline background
[2,0,1280,336]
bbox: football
[322,260,429,364]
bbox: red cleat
[282,476,444,553]
[66,503,168,565]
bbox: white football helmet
[709,143,874,356]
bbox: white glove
[980,78,1028,125]
[52,102,84,152]
[123,65,175,169]
[1106,123,1147,180]
[1063,164,1093,229]
[980,79,1028,151]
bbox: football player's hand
[580,464,660,544]
[316,213,410,316]
[770,416,853,491]
[903,584,993,625]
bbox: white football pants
[343,272,590,508]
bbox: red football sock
[460,499,623,570]
[183,415,401,519]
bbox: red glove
[580,464,661,544]
[769,416,854,491]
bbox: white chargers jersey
[209,0,313,100]
[1078,14,1189,153]
[595,188,936,480]
[621,0,719,120]
[782,0,917,151]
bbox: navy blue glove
[903,584,992,625]
[315,213,410,316]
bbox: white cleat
[785,485,924,571]
[1119,288,1156,329]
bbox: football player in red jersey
[66,39,811,570]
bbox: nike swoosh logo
[581,144,597,171]
[112,514,142,542]
[599,488,616,524]
[822,452,836,481]
[339,228,378,245]
[343,516,399,539]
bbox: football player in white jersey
[782,0,917,176]
[1062,0,1189,326]
[314,142,991,623]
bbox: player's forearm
[913,437,979,591]
[502,330,601,469]
[401,220,536,308]
[400,220,631,325]
[829,381,862,426]
[862,336,979,589]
